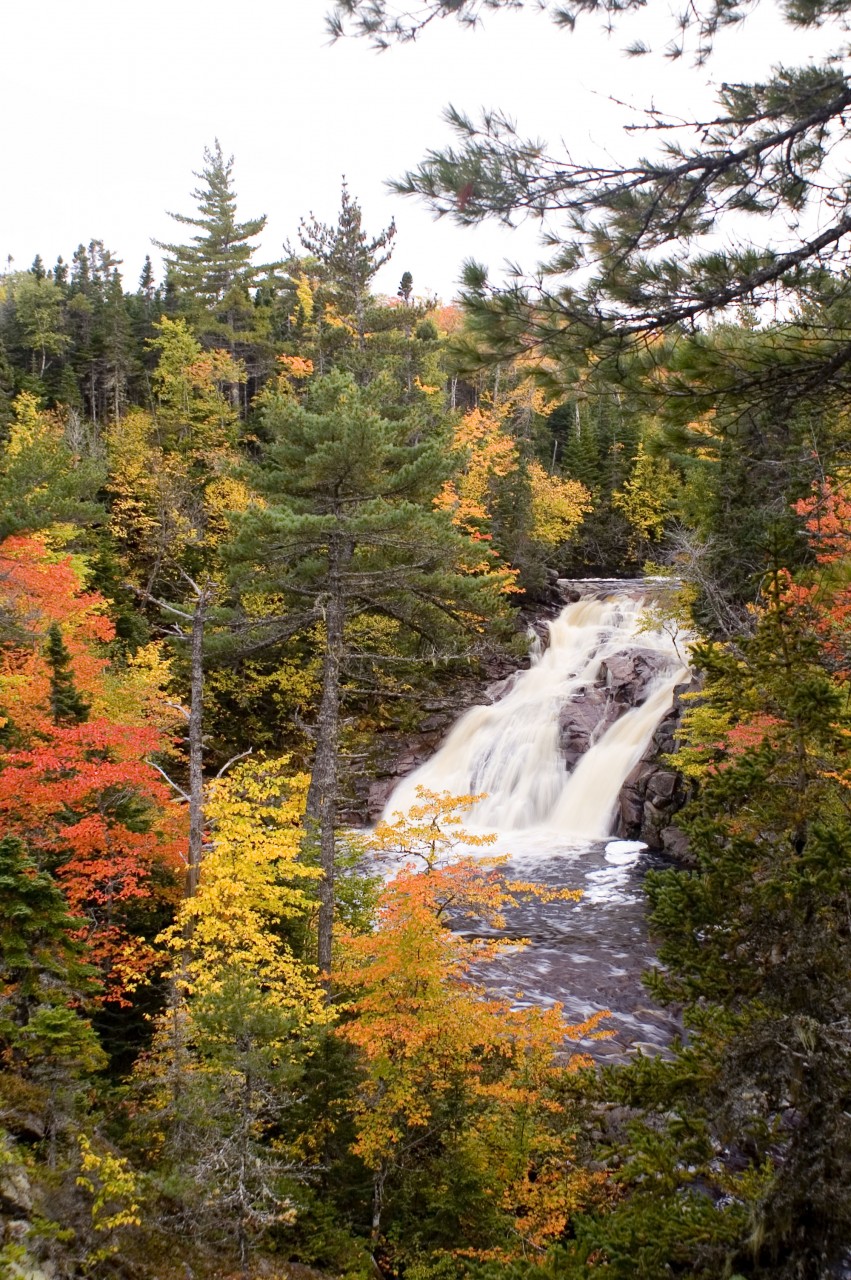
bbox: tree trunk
[307,534,353,977]
[186,584,210,898]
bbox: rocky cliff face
[615,677,700,860]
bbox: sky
[1,0,841,302]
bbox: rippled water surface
[454,834,681,1062]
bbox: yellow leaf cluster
[76,1133,142,1236]
[612,441,680,555]
[162,757,328,1030]
[528,460,592,549]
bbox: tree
[299,181,396,355]
[435,377,592,588]
[6,272,69,377]
[225,370,515,975]
[0,392,103,543]
[0,834,103,1071]
[106,316,249,897]
[46,623,91,725]
[0,535,185,1003]
[330,0,851,424]
[552,532,851,1275]
[136,758,329,1271]
[337,790,604,1262]
[154,141,270,359]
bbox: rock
[0,1162,33,1217]
[614,673,702,853]
[484,672,521,703]
[646,771,679,802]
[598,647,667,706]
[558,690,621,770]
[662,825,693,864]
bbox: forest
[3,0,851,1272]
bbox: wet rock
[647,771,679,802]
[558,690,620,771]
[598,647,668,706]
[615,675,702,854]
[484,672,521,704]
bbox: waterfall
[384,591,689,840]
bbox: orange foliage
[338,789,607,1256]
[789,481,851,677]
[0,536,185,1001]
[795,479,851,564]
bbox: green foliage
[154,140,271,355]
[46,623,90,725]
[0,393,103,540]
[563,573,851,1276]
[0,835,105,1082]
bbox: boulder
[598,647,668,706]
[0,1162,33,1217]
[558,690,620,771]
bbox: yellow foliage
[612,442,680,556]
[95,640,182,736]
[294,273,315,325]
[161,757,328,1030]
[437,382,589,559]
[76,1132,142,1261]
[527,461,592,549]
[6,392,63,458]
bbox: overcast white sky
[1,1,841,301]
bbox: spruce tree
[46,622,90,725]
[0,835,104,1079]
[299,181,395,353]
[155,140,269,354]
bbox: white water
[384,593,689,841]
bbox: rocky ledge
[615,677,701,860]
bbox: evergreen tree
[46,622,90,725]
[560,571,851,1276]
[299,181,395,353]
[332,0,851,421]
[154,140,270,356]
[0,834,104,1080]
[225,370,514,975]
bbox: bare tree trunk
[306,534,353,977]
[371,1165,387,1246]
[186,584,210,898]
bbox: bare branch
[214,747,254,779]
[146,759,190,802]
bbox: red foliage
[795,480,851,564]
[0,536,184,1002]
[790,483,851,677]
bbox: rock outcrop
[615,677,700,858]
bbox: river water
[382,587,689,1060]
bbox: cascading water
[385,591,689,840]
[381,586,691,1058]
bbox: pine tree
[46,622,90,725]
[225,370,514,975]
